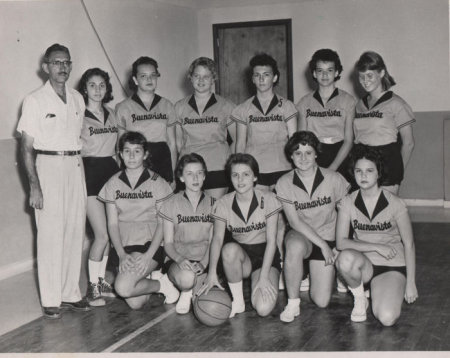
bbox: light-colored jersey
[296,88,356,144]
[81,106,118,157]
[212,189,281,245]
[17,81,85,150]
[175,94,235,171]
[231,94,297,173]
[354,91,415,146]
[339,189,407,266]
[158,191,215,261]
[276,167,349,242]
[98,169,173,246]
[115,93,177,143]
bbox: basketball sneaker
[176,290,193,314]
[351,295,369,322]
[87,282,106,307]
[337,277,348,293]
[229,300,245,318]
[280,301,300,323]
[99,278,116,298]
[300,276,310,292]
[158,274,180,304]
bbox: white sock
[349,281,364,297]
[228,281,244,304]
[99,256,108,280]
[287,298,300,306]
[88,259,101,283]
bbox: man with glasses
[17,43,90,319]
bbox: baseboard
[404,199,448,207]
[0,259,36,281]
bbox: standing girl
[78,68,120,306]
[354,51,415,194]
[175,57,236,199]
[335,145,418,325]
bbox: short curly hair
[348,144,386,186]
[284,131,321,161]
[78,68,114,104]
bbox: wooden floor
[0,222,449,353]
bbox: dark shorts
[146,141,173,183]
[83,156,120,196]
[364,265,407,289]
[225,240,281,272]
[107,242,166,274]
[318,141,350,179]
[308,240,336,261]
[361,142,404,186]
[258,169,291,187]
[203,170,228,190]
[166,259,208,275]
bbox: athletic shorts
[107,242,166,274]
[360,142,404,186]
[364,265,406,289]
[258,169,291,187]
[146,141,173,183]
[166,259,208,275]
[309,240,336,261]
[83,156,120,196]
[225,240,281,272]
[317,141,350,179]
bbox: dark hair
[44,43,70,63]
[249,53,280,86]
[118,131,149,169]
[225,153,260,180]
[348,144,385,186]
[175,153,208,181]
[356,51,396,90]
[285,131,321,159]
[129,56,160,91]
[188,57,217,80]
[78,68,114,104]
[309,49,343,82]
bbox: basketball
[193,287,232,327]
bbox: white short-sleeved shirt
[98,169,173,246]
[276,167,349,242]
[212,189,281,245]
[175,94,235,171]
[17,81,85,150]
[81,106,118,157]
[296,88,356,144]
[158,191,215,261]
[339,189,407,266]
[115,93,177,143]
[354,91,415,146]
[231,94,298,173]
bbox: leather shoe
[61,299,91,312]
[43,306,61,319]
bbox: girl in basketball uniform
[354,51,415,194]
[297,49,356,174]
[275,131,349,323]
[115,57,177,184]
[78,68,120,306]
[98,131,179,310]
[335,145,418,325]
[175,57,236,199]
[159,153,214,314]
[199,153,282,318]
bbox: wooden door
[213,19,293,105]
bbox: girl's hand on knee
[119,253,134,273]
[197,273,223,296]
[252,277,277,303]
[133,252,151,276]
[178,258,196,272]
[375,244,397,260]
[404,282,418,304]
[193,262,205,275]
[321,244,335,266]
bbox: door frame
[212,19,293,101]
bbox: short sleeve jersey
[212,189,281,245]
[158,191,215,261]
[296,88,356,144]
[17,81,85,150]
[175,94,235,171]
[354,91,415,146]
[276,167,349,242]
[81,106,118,157]
[98,169,173,246]
[115,93,177,143]
[231,94,298,173]
[339,189,407,266]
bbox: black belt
[36,150,81,156]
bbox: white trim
[0,259,36,281]
[444,201,450,208]
[404,199,444,207]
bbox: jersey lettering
[353,219,392,231]
[306,109,342,118]
[88,126,118,136]
[177,214,212,224]
[294,196,332,211]
[131,113,168,123]
[355,110,383,119]
[183,116,218,125]
[228,221,266,233]
[115,190,154,199]
[249,114,283,123]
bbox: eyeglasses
[47,60,72,67]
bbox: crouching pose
[98,131,179,309]
[199,153,282,318]
[335,145,418,325]
[159,153,214,314]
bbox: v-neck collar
[252,94,279,115]
[132,93,162,112]
[313,88,339,107]
[232,192,259,224]
[362,91,393,110]
[293,168,324,197]
[118,169,150,189]
[188,93,217,115]
[183,191,205,211]
[85,107,110,124]
[354,190,389,221]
